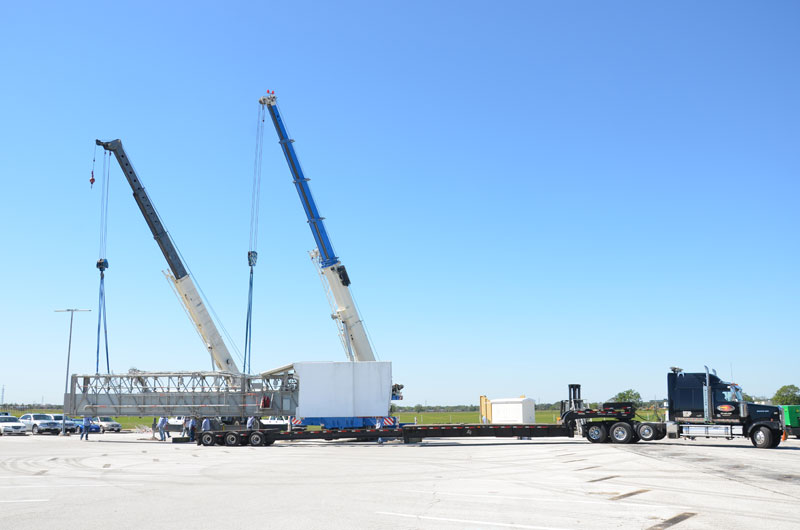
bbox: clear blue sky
[1,2,797,406]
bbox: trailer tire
[200,432,215,446]
[586,423,608,443]
[636,423,658,442]
[224,432,240,447]
[610,422,634,444]
[751,426,773,449]
[248,431,265,447]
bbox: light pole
[55,309,90,435]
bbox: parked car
[46,414,78,434]
[18,414,61,435]
[94,417,122,433]
[71,417,101,434]
[0,415,28,435]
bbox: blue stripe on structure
[269,104,340,268]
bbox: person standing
[246,416,256,430]
[201,417,211,432]
[181,417,190,437]
[189,417,197,442]
[80,416,92,441]
[157,416,168,441]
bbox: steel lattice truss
[65,369,299,417]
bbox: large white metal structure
[71,101,399,418]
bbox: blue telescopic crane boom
[260,93,376,362]
[262,97,339,268]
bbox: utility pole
[1,384,4,405]
[55,309,90,435]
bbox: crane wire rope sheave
[92,146,111,374]
[244,101,267,375]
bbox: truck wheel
[248,431,265,446]
[224,432,240,447]
[200,432,215,446]
[654,426,667,440]
[751,426,773,449]
[586,423,608,443]
[610,422,634,444]
[770,433,781,448]
[636,423,657,442]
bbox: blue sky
[0,2,797,406]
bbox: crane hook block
[96,258,109,271]
[248,251,258,267]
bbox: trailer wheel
[751,426,773,449]
[248,431,265,447]
[224,432,240,447]
[610,422,634,444]
[586,423,608,443]
[636,423,658,442]
[200,432,215,446]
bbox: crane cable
[244,98,267,374]
[94,148,112,374]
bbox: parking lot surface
[1,432,799,529]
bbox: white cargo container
[490,397,536,424]
[294,361,392,418]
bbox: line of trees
[606,384,800,407]
[391,384,800,414]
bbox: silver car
[0,415,27,435]
[94,416,122,433]
[18,414,61,435]
[47,414,78,433]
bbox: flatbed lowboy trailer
[197,369,787,449]
[197,405,635,447]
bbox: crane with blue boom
[259,92,376,364]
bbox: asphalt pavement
[1,431,798,529]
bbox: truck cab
[666,367,783,448]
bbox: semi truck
[197,366,786,449]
